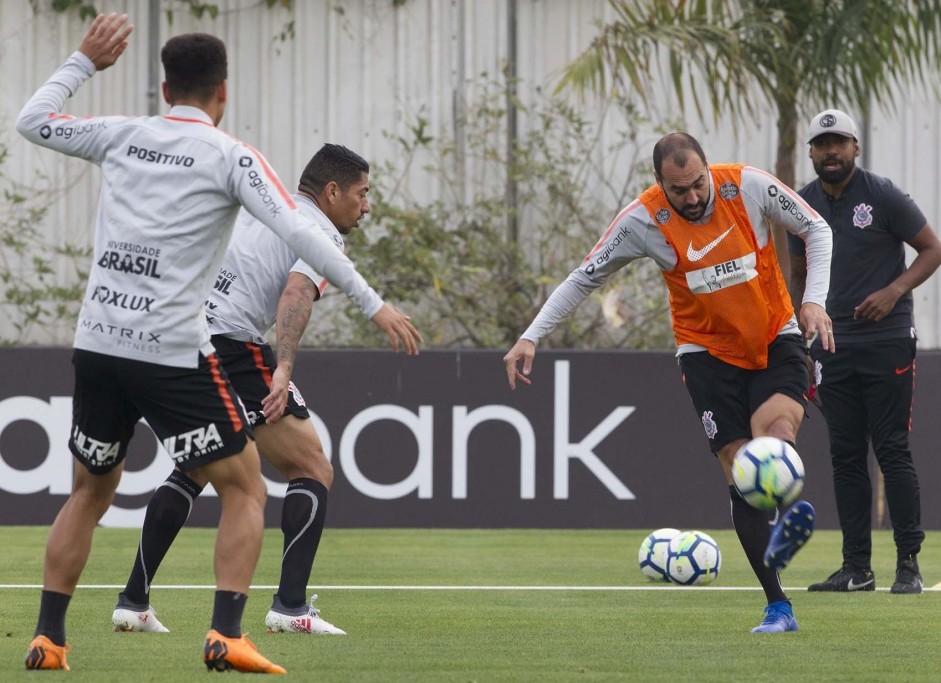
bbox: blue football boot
[764,500,815,571]
[752,600,798,633]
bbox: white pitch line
[1,584,938,592]
[0,584,758,591]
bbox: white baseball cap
[807,109,858,143]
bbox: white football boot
[112,605,170,633]
[264,594,346,635]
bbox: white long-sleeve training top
[207,194,341,343]
[521,165,832,353]
[17,51,382,367]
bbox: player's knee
[216,468,268,510]
[70,468,121,517]
[762,414,800,445]
[281,443,333,488]
[716,440,744,473]
[303,445,334,488]
[251,474,268,507]
[70,484,117,518]
[315,457,334,489]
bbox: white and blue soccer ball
[666,530,721,585]
[732,436,805,511]
[638,528,681,581]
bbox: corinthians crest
[701,410,718,439]
[853,202,874,229]
[718,182,739,200]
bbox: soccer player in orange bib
[504,133,833,633]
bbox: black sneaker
[807,564,875,592]
[890,556,923,595]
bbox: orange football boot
[203,629,286,674]
[25,635,72,671]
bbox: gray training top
[16,52,383,368]
[788,167,926,344]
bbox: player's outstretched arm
[370,303,422,355]
[17,13,133,153]
[262,273,317,424]
[503,339,536,390]
[234,153,388,320]
[79,13,134,71]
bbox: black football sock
[275,478,328,609]
[729,485,788,604]
[119,470,203,606]
[211,590,247,638]
[34,590,71,646]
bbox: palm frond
[556,0,787,124]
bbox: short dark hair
[161,33,227,102]
[298,144,370,195]
[652,133,707,178]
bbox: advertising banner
[1,348,938,530]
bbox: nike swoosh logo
[687,226,735,261]
[847,578,874,590]
[895,364,913,375]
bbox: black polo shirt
[788,167,926,343]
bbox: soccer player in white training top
[112,144,379,636]
[18,13,420,673]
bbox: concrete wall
[3,1,941,344]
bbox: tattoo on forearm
[276,290,314,369]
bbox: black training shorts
[70,348,252,474]
[678,334,809,453]
[210,335,311,426]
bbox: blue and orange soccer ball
[732,436,805,511]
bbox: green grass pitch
[1,527,938,681]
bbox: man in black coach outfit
[789,108,941,594]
